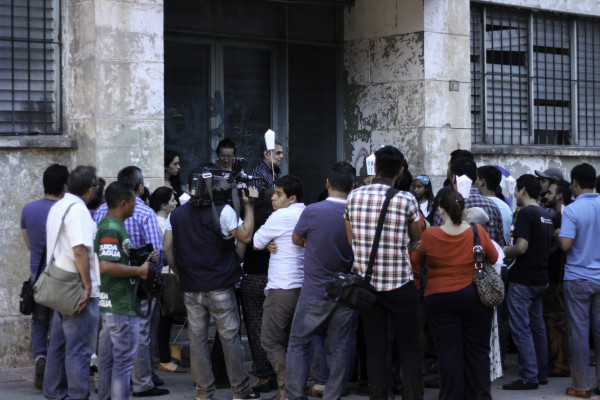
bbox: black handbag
[326,187,398,313]
[160,269,187,318]
[471,224,505,308]
[19,247,45,315]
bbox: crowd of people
[20,139,600,400]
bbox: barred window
[0,0,60,135]
[471,4,600,147]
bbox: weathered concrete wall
[477,0,600,16]
[0,0,165,367]
[63,0,164,187]
[344,0,425,175]
[344,0,470,183]
[0,148,73,367]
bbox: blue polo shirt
[560,193,600,284]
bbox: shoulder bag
[33,203,84,315]
[326,187,399,313]
[471,224,505,308]
[160,268,187,317]
[19,247,46,315]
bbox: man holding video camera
[93,166,167,397]
[163,166,259,400]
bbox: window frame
[470,3,600,149]
[0,0,62,136]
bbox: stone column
[344,0,470,187]
[63,0,164,187]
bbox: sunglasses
[415,175,430,185]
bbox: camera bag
[326,186,398,313]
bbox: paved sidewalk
[0,353,596,400]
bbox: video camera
[189,157,262,208]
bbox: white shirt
[165,204,241,236]
[46,193,100,298]
[253,203,306,291]
[419,200,430,218]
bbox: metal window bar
[578,19,600,146]
[470,2,600,147]
[0,0,60,135]
[482,5,528,145]
[532,13,571,145]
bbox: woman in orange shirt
[417,190,498,400]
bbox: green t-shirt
[94,216,138,315]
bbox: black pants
[240,274,274,378]
[360,281,423,400]
[425,284,493,400]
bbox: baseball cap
[534,167,564,182]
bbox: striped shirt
[345,182,420,291]
[250,160,281,189]
[94,197,164,268]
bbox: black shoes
[549,370,571,377]
[151,372,164,387]
[34,357,45,390]
[233,390,261,400]
[132,387,170,397]
[502,379,538,390]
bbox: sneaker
[34,357,46,390]
[132,387,170,397]
[306,383,325,397]
[502,379,538,390]
[233,390,261,400]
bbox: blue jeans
[43,297,99,400]
[32,302,53,360]
[131,298,155,392]
[507,282,548,383]
[309,325,330,384]
[286,298,355,400]
[564,280,600,391]
[98,313,140,400]
[184,287,250,399]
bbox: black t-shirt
[547,212,565,283]
[509,205,555,286]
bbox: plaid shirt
[250,160,281,189]
[345,182,420,291]
[433,188,505,246]
[94,197,164,268]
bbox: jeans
[184,287,250,399]
[308,325,330,384]
[132,298,156,393]
[32,302,53,360]
[507,282,548,383]
[425,284,493,400]
[98,313,140,400]
[564,279,600,391]
[361,281,422,400]
[261,288,301,396]
[43,297,99,400]
[286,298,355,400]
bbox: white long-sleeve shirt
[253,203,305,291]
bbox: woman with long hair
[150,187,186,374]
[164,150,184,203]
[416,191,498,399]
[412,175,434,218]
